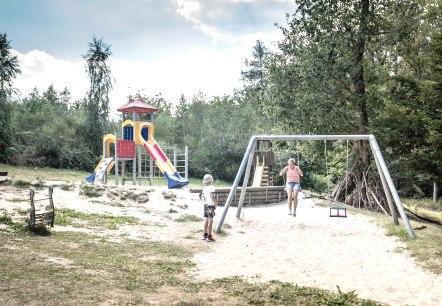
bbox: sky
[1,0,296,116]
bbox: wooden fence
[189,186,287,207]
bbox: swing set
[215,134,415,239]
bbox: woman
[279,158,303,216]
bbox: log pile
[331,166,392,215]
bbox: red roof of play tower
[117,99,160,114]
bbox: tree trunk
[434,181,439,204]
[353,0,370,170]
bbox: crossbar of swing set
[215,134,415,239]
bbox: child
[200,174,217,241]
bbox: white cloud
[14,50,87,101]
[109,46,245,115]
[172,0,289,47]
[12,46,246,118]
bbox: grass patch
[56,208,138,229]
[0,230,196,305]
[0,213,13,225]
[175,214,202,223]
[0,163,90,182]
[60,183,74,191]
[14,208,29,216]
[403,198,442,212]
[6,197,27,203]
[12,178,45,188]
[12,179,32,188]
[0,163,234,189]
[211,277,382,305]
[81,185,101,197]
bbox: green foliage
[0,213,13,225]
[370,0,442,197]
[56,208,138,229]
[12,179,31,188]
[82,185,101,197]
[0,32,21,162]
[175,214,202,223]
[9,86,96,170]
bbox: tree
[261,0,426,210]
[83,35,113,155]
[371,0,442,201]
[0,32,21,162]
[241,40,269,111]
[174,94,188,147]
[9,85,95,169]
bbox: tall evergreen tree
[174,94,188,147]
[241,40,269,111]
[0,32,21,162]
[83,35,113,155]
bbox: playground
[1,98,441,304]
[0,176,441,305]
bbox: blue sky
[1,0,295,114]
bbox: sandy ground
[1,183,441,306]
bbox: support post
[138,147,141,185]
[114,133,119,185]
[102,135,107,184]
[185,145,189,180]
[132,153,136,185]
[236,142,257,219]
[368,135,415,239]
[150,156,153,182]
[173,147,177,169]
[371,146,399,225]
[216,136,256,233]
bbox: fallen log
[402,203,442,226]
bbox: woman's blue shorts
[286,182,301,191]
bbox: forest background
[0,0,440,203]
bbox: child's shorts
[286,182,301,191]
[204,205,216,218]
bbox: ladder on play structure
[252,156,273,187]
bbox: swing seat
[329,206,347,218]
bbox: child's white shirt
[202,185,216,206]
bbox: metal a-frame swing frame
[215,134,415,239]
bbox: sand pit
[191,193,442,306]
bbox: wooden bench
[329,206,347,218]
[28,186,55,231]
